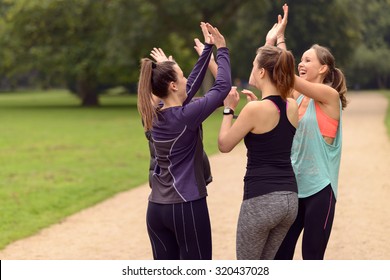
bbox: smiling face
[298,48,327,83]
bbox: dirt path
[1,92,389,260]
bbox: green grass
[382,90,390,138]
[0,89,239,249]
[0,90,153,249]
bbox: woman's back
[244,95,298,200]
[150,106,207,204]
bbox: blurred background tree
[0,0,389,106]
[342,0,390,89]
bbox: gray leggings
[236,191,298,260]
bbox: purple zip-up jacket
[150,46,231,204]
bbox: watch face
[223,108,233,115]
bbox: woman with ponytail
[269,5,348,260]
[137,22,231,260]
[218,44,299,260]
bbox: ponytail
[329,67,347,109]
[311,44,348,109]
[273,49,295,100]
[137,58,178,131]
[137,58,156,131]
[256,45,295,100]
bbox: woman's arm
[275,4,288,50]
[264,4,288,50]
[149,46,212,106]
[184,22,216,104]
[194,38,217,78]
[295,75,339,105]
[182,24,232,128]
[183,47,231,128]
[218,90,256,153]
[184,43,213,105]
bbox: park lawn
[0,89,231,250]
[382,90,390,138]
[0,90,151,249]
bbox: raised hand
[150,47,173,62]
[276,4,288,41]
[223,86,240,110]
[265,23,279,46]
[194,38,205,56]
[205,23,226,49]
[265,4,289,46]
[194,23,217,78]
[200,22,212,45]
[194,21,214,56]
[241,89,258,102]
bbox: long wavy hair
[311,44,348,109]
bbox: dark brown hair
[137,58,177,131]
[256,45,295,100]
[311,44,348,109]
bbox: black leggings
[146,197,212,260]
[275,184,336,260]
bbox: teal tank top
[292,95,342,199]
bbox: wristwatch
[223,107,234,116]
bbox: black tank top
[243,95,297,200]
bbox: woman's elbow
[218,140,233,153]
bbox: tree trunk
[77,79,100,107]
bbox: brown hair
[137,58,177,131]
[256,45,295,100]
[311,44,348,109]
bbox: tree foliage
[1,0,387,106]
[343,0,390,89]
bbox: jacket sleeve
[183,43,213,106]
[181,47,232,129]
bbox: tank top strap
[262,95,287,118]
